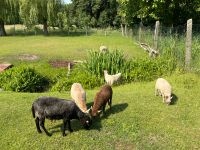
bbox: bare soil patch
[18,54,39,61]
[49,60,76,68]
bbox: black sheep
[32,96,92,136]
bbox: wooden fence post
[185,19,192,69]
[154,21,160,51]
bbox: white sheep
[70,83,87,112]
[99,45,108,53]
[155,78,173,105]
[104,70,121,86]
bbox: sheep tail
[32,105,35,118]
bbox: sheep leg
[108,97,112,109]
[35,117,42,133]
[162,96,165,103]
[67,120,73,132]
[62,119,67,136]
[39,118,52,136]
[102,105,106,115]
[155,88,159,96]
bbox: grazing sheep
[32,96,92,136]
[155,78,173,105]
[89,84,112,117]
[99,45,108,53]
[104,70,121,86]
[70,83,87,112]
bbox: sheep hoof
[37,130,42,133]
[62,133,66,137]
[47,133,52,137]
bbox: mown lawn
[0,31,145,65]
[1,73,200,150]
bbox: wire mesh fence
[128,20,200,71]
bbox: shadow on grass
[90,103,128,131]
[170,93,178,105]
[48,119,84,135]
[48,103,128,134]
[7,30,94,37]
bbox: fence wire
[130,23,200,71]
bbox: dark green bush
[51,66,102,92]
[0,66,49,92]
[128,57,176,82]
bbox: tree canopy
[0,0,200,36]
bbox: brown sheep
[89,84,113,117]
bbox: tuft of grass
[83,50,132,79]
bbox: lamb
[89,84,112,117]
[70,83,87,112]
[104,70,121,86]
[32,96,92,136]
[99,45,108,53]
[155,78,173,105]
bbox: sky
[64,0,71,4]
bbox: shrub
[128,57,176,82]
[51,66,102,92]
[0,66,49,92]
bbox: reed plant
[83,50,132,80]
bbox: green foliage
[84,50,132,79]
[51,66,101,92]
[129,57,176,82]
[0,66,49,92]
[83,50,176,84]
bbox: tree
[0,0,19,36]
[19,0,63,35]
[71,0,118,28]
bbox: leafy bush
[128,57,176,82]
[0,66,49,92]
[51,66,102,92]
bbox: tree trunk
[0,20,7,36]
[121,24,124,36]
[43,20,48,35]
[125,24,128,37]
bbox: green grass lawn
[1,73,200,149]
[0,32,145,65]
[1,30,200,149]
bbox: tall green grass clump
[83,50,132,80]
[159,35,185,68]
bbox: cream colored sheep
[104,70,121,86]
[70,83,87,112]
[155,78,172,105]
[99,45,108,53]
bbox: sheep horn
[86,109,90,113]
[97,110,102,114]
